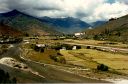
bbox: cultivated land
[62,49,128,74]
[63,39,128,48]
[0,36,128,83]
[21,37,128,82]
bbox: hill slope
[0,24,22,37]
[0,10,61,36]
[84,14,128,42]
[90,21,106,27]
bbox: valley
[0,40,107,83]
[0,31,128,83]
[0,8,127,84]
[6,36,127,83]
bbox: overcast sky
[0,0,128,23]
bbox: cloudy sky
[0,0,128,23]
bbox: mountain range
[40,16,91,33]
[0,10,106,35]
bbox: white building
[74,32,85,37]
[72,46,77,50]
[36,44,46,47]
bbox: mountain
[91,21,106,27]
[40,17,91,33]
[84,14,128,42]
[0,10,61,36]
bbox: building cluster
[0,36,22,44]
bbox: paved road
[0,43,107,83]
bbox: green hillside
[84,14,128,43]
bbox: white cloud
[116,0,128,4]
[0,0,128,22]
[86,1,128,22]
[0,0,11,13]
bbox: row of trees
[93,28,121,41]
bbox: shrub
[49,55,57,60]
[39,47,44,52]
[93,47,97,49]
[56,56,66,64]
[49,55,66,64]
[109,18,116,21]
[51,45,62,50]
[0,68,17,83]
[31,44,38,51]
[14,64,22,68]
[77,46,81,49]
[97,64,108,71]
[12,77,17,83]
[1,48,8,53]
[30,44,44,52]
[1,44,8,49]
[57,52,63,56]
[33,45,39,51]
[62,44,73,50]
[86,46,90,49]
[74,45,81,49]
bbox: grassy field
[23,38,128,72]
[22,43,57,64]
[60,50,98,69]
[60,49,128,75]
[19,37,128,81]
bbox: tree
[97,64,108,71]
[56,56,66,64]
[104,28,110,35]
[4,72,10,83]
[49,55,66,64]
[87,46,90,49]
[12,77,17,83]
[109,18,116,21]
[0,68,17,83]
[24,33,29,37]
[0,69,5,83]
[93,35,99,40]
[116,32,121,36]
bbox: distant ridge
[40,16,91,33]
[0,10,108,35]
[91,21,106,27]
